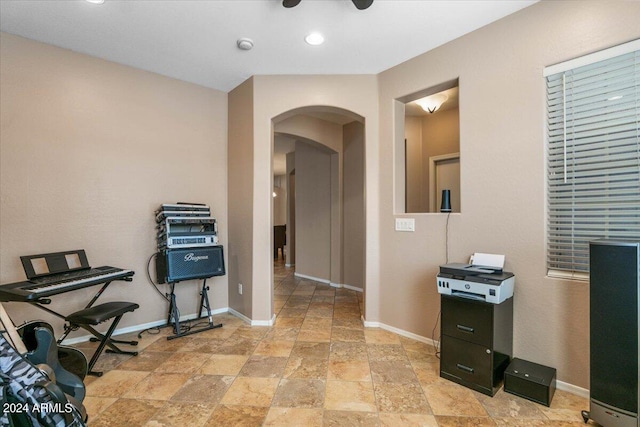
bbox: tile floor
[76,261,600,426]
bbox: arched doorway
[272,106,366,318]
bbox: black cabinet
[440,294,513,396]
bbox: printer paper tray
[450,290,486,301]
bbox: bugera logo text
[184,253,209,262]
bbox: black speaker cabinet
[504,358,556,406]
[156,246,225,284]
[588,240,639,427]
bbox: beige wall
[275,114,346,285]
[405,110,460,213]
[343,121,365,290]
[422,108,460,210]
[275,114,343,154]
[227,78,254,318]
[295,143,333,281]
[234,75,379,322]
[378,0,640,389]
[0,34,228,337]
[404,116,424,212]
[286,152,296,266]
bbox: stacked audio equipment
[582,240,639,427]
[155,203,223,283]
[154,203,226,339]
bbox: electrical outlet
[238,283,243,295]
[395,218,415,232]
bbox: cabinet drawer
[440,335,492,390]
[441,295,493,346]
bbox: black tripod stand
[166,278,222,340]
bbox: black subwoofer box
[504,358,556,406]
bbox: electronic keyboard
[0,267,134,302]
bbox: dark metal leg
[86,315,123,376]
[91,336,138,346]
[581,410,589,423]
[168,283,181,335]
[166,279,222,340]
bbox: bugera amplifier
[156,246,225,284]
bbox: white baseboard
[343,284,363,293]
[362,317,590,399]
[227,307,251,324]
[225,308,275,326]
[252,314,276,327]
[556,380,589,398]
[363,318,439,348]
[293,275,362,293]
[294,272,330,284]
[60,307,229,345]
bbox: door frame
[429,152,460,212]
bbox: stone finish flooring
[77,261,599,426]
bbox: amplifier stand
[166,278,222,340]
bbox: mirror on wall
[400,79,460,213]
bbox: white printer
[436,253,514,304]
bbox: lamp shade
[440,189,452,212]
[416,93,448,113]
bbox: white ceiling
[0,0,537,93]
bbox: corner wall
[249,75,380,322]
[343,121,365,290]
[377,0,640,388]
[0,33,228,336]
[228,78,254,318]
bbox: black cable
[445,212,451,264]
[147,253,170,302]
[431,309,441,359]
[138,253,170,338]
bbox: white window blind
[546,42,640,275]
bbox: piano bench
[65,301,139,377]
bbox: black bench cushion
[65,302,139,325]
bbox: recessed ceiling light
[85,0,105,4]
[305,33,324,46]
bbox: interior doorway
[271,107,366,317]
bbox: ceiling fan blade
[283,0,302,8]
[351,0,373,10]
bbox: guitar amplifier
[156,246,225,284]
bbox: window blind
[546,44,640,275]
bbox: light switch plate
[395,218,415,232]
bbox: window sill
[546,269,589,282]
